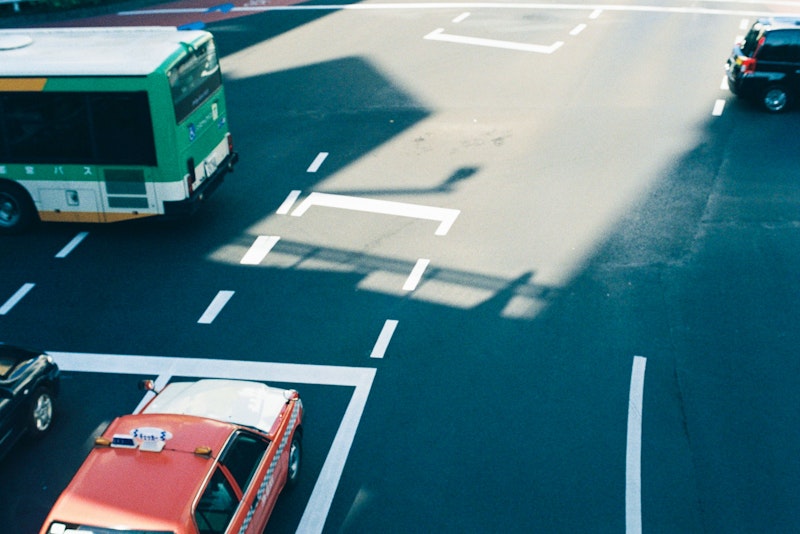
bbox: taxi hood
[142,379,291,433]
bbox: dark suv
[726,17,800,112]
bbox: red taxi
[40,379,303,534]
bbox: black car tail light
[740,56,757,74]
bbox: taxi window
[195,468,239,534]
[44,524,172,534]
[220,432,268,491]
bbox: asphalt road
[2,1,800,532]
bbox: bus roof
[0,26,210,77]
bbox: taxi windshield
[45,523,174,534]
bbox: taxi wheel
[27,387,55,438]
[287,434,302,488]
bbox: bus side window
[88,92,156,166]
[1,92,92,164]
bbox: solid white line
[241,235,280,265]
[370,320,398,358]
[197,290,235,324]
[277,190,302,215]
[626,355,647,534]
[570,23,587,35]
[49,352,375,386]
[47,351,376,534]
[307,152,329,173]
[712,99,726,116]
[720,76,729,90]
[0,282,35,315]
[55,231,89,258]
[291,192,460,236]
[453,11,470,22]
[121,3,795,18]
[403,259,430,291]
[298,364,376,532]
[425,27,563,53]
[590,8,603,18]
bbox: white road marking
[570,23,587,35]
[453,11,470,22]
[740,18,750,30]
[241,235,280,265]
[277,190,302,215]
[0,282,35,315]
[370,319,399,358]
[590,8,603,18]
[122,3,782,18]
[626,356,647,534]
[197,290,235,324]
[55,231,89,258]
[47,351,376,534]
[712,99,726,116]
[307,152,329,173]
[403,259,430,291]
[290,192,460,236]
[425,27,564,53]
[720,76,729,90]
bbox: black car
[726,17,800,112]
[0,343,60,460]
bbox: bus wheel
[0,183,36,234]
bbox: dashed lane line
[277,189,302,215]
[403,258,430,291]
[197,290,235,324]
[241,235,280,265]
[0,282,35,315]
[55,231,89,259]
[570,23,587,35]
[307,152,329,173]
[370,319,399,359]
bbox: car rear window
[741,24,766,56]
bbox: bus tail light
[186,157,196,195]
[227,133,234,156]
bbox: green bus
[0,26,239,234]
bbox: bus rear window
[168,40,222,124]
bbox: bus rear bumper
[163,151,238,217]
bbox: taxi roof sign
[108,427,173,452]
[110,434,136,449]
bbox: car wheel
[0,182,36,235]
[286,434,302,488]
[27,387,55,438]
[762,85,790,113]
